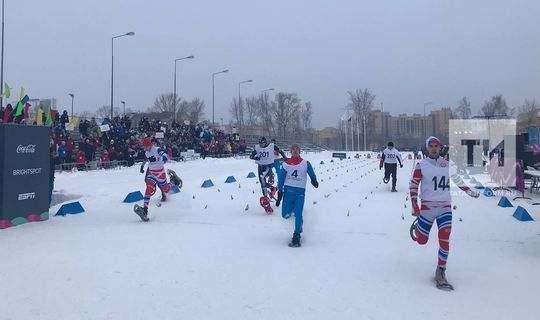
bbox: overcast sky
[3,0,540,127]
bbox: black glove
[253,156,261,161]
[276,191,283,207]
[400,164,403,168]
[311,178,319,188]
[379,165,382,170]
[139,164,145,174]
[148,156,157,162]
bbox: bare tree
[481,94,514,117]
[259,92,275,135]
[186,98,205,123]
[95,105,120,119]
[230,97,244,128]
[348,88,375,149]
[149,93,180,113]
[245,96,260,127]
[454,96,472,119]
[301,102,313,130]
[274,92,301,137]
[518,99,539,127]
[348,89,375,121]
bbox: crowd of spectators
[2,105,248,169]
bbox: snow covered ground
[1,151,539,320]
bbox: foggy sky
[3,0,540,128]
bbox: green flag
[14,95,29,117]
[46,106,52,126]
[15,101,23,116]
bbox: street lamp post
[423,101,432,138]
[238,79,253,120]
[261,88,274,94]
[111,31,135,120]
[212,69,229,126]
[1,0,5,108]
[173,55,194,121]
[68,93,74,118]
[120,100,126,116]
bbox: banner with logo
[0,125,50,229]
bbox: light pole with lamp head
[238,79,253,117]
[120,101,126,116]
[212,69,229,126]
[423,101,433,138]
[173,55,194,121]
[0,0,5,108]
[111,31,135,120]
[68,93,74,118]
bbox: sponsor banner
[0,125,50,225]
[332,152,347,159]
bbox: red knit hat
[142,137,152,148]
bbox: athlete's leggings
[144,168,171,207]
[384,163,397,188]
[281,187,306,234]
[415,201,452,267]
[258,164,273,196]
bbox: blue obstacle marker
[498,196,513,208]
[463,174,470,179]
[123,191,144,203]
[247,172,256,178]
[474,182,485,189]
[55,201,85,216]
[320,161,325,165]
[170,185,181,194]
[225,176,237,183]
[469,177,478,184]
[483,188,494,197]
[513,206,534,222]
[201,179,214,188]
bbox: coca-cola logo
[16,144,36,154]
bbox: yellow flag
[37,108,43,125]
[19,87,25,101]
[69,116,79,126]
[2,83,10,98]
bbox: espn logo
[18,192,36,201]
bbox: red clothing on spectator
[23,103,31,120]
[76,150,86,164]
[2,107,12,123]
[66,138,74,152]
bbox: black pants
[258,164,274,196]
[384,163,398,188]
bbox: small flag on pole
[3,83,10,98]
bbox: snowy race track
[1,151,539,320]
